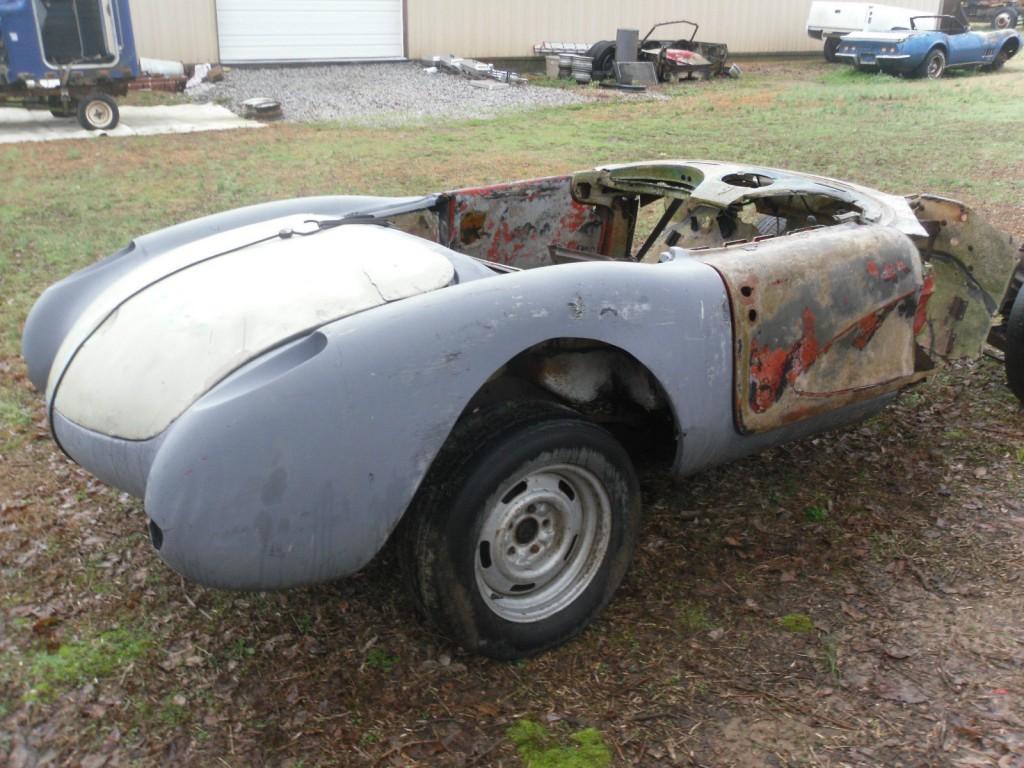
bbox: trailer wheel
[77,93,119,131]
[824,37,842,63]
[992,7,1019,29]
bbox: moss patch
[778,613,815,634]
[508,719,611,768]
[27,627,151,700]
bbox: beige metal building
[128,0,945,65]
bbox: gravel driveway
[188,62,592,124]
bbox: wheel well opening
[1003,38,1020,56]
[462,338,679,467]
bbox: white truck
[807,2,943,60]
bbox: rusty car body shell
[21,161,1022,591]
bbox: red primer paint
[852,313,883,350]
[557,201,589,236]
[914,274,935,335]
[749,308,820,411]
[749,343,792,413]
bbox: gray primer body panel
[139,255,886,590]
[26,189,896,591]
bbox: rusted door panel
[699,225,925,434]
[909,195,1019,360]
[444,176,606,268]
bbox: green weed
[820,635,840,680]
[804,505,829,522]
[365,648,398,672]
[677,601,710,633]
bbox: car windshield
[911,15,965,33]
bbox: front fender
[143,257,732,590]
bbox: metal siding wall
[128,0,219,63]
[216,0,404,63]
[406,0,943,59]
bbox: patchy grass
[508,719,612,768]
[677,600,711,633]
[25,627,150,700]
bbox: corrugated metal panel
[216,0,404,63]
[128,0,219,64]
[406,0,943,59]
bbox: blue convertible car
[836,14,1021,78]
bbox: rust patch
[446,176,605,268]
[701,224,923,434]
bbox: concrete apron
[0,103,262,144]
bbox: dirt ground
[2,59,1024,768]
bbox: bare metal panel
[699,225,925,434]
[445,176,605,268]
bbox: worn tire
[399,400,642,659]
[76,93,119,130]
[1006,287,1024,405]
[992,7,1019,29]
[990,44,1013,70]
[915,48,946,79]
[585,40,617,81]
[824,37,842,63]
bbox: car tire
[992,7,1019,29]
[1006,286,1024,405]
[916,48,946,79]
[824,37,841,63]
[76,93,119,131]
[399,400,642,659]
[585,40,617,81]
[989,45,1012,70]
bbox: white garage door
[216,0,404,63]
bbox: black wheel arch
[455,337,680,468]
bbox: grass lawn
[1,58,1023,767]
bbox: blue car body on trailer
[836,13,1021,77]
[0,0,139,128]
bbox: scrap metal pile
[537,19,738,90]
[427,55,527,86]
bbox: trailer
[0,0,139,131]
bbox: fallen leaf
[884,645,917,660]
[876,676,929,704]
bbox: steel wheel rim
[86,101,113,128]
[927,53,944,78]
[995,11,1012,29]
[474,464,612,623]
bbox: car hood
[48,219,455,441]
